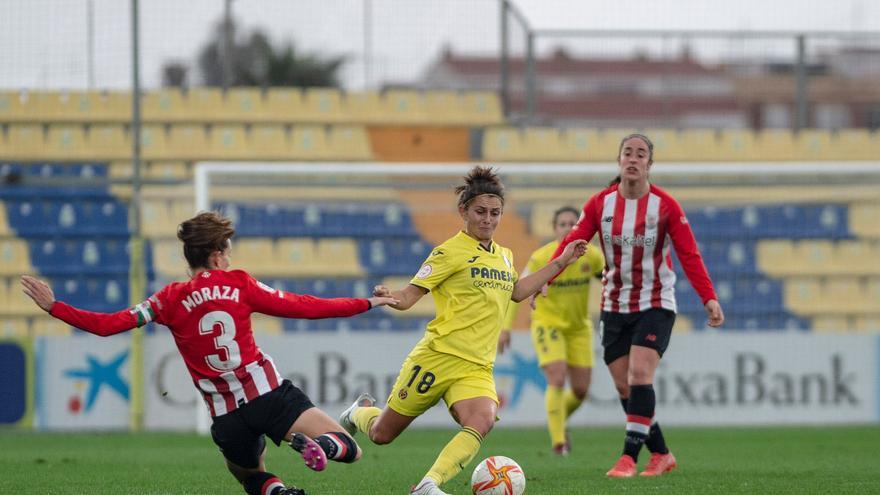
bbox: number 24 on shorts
[406,365,436,393]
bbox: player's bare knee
[369,427,397,445]
[572,385,589,401]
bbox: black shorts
[210,380,315,469]
[600,308,676,365]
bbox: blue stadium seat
[51,276,129,313]
[29,237,129,275]
[358,237,431,276]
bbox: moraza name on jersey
[182,285,241,312]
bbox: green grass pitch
[2,426,879,494]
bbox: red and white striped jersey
[50,269,371,416]
[553,184,717,314]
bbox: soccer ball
[470,455,526,495]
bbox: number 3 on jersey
[200,311,242,371]
[406,365,436,393]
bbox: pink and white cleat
[290,432,327,472]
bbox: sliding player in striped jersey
[20,211,398,495]
[552,134,725,478]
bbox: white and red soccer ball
[470,456,525,495]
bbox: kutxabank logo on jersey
[602,232,657,248]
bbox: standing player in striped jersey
[552,134,724,478]
[20,211,399,495]
[497,206,605,456]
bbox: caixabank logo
[63,350,129,414]
[494,351,545,410]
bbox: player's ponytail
[455,165,505,208]
[177,211,235,269]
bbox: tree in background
[164,16,346,88]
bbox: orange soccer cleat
[605,455,637,478]
[640,452,677,477]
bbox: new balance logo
[467,256,479,263]
[645,334,657,342]
[603,216,613,223]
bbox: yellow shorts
[530,319,594,368]
[386,345,498,417]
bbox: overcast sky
[0,0,877,90]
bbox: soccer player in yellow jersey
[498,206,605,456]
[338,166,588,495]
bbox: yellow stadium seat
[718,129,757,161]
[141,200,175,238]
[139,124,169,160]
[250,314,282,335]
[146,162,189,181]
[383,90,428,124]
[169,200,194,224]
[849,203,880,238]
[561,128,602,161]
[167,124,208,160]
[46,124,88,160]
[209,124,248,160]
[596,128,639,162]
[302,88,344,122]
[187,88,224,121]
[40,92,94,122]
[92,91,132,122]
[423,91,466,125]
[867,278,880,313]
[673,314,693,332]
[224,88,264,122]
[0,91,35,122]
[522,127,565,161]
[275,238,318,276]
[792,240,835,275]
[30,317,73,336]
[6,124,45,160]
[344,91,384,123]
[264,88,304,122]
[327,125,372,160]
[381,276,436,316]
[784,278,823,315]
[315,238,364,276]
[0,317,29,337]
[5,277,43,316]
[482,127,524,161]
[234,238,276,275]
[822,278,865,314]
[249,124,288,159]
[152,238,187,279]
[290,125,330,159]
[834,129,880,160]
[0,239,33,275]
[0,203,10,236]
[142,89,186,122]
[89,124,128,160]
[854,314,880,332]
[529,202,568,239]
[642,129,685,161]
[833,240,880,275]
[795,130,833,160]
[756,130,796,161]
[679,129,718,161]
[812,315,851,332]
[460,91,503,124]
[109,161,133,180]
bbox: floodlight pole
[129,0,145,433]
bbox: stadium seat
[5,277,43,315]
[91,91,132,122]
[248,124,288,159]
[223,88,264,122]
[139,125,170,160]
[302,88,344,122]
[315,238,364,277]
[146,161,189,181]
[344,91,384,123]
[678,129,718,162]
[0,202,10,235]
[233,238,277,275]
[849,203,880,238]
[142,89,186,122]
[792,240,835,275]
[642,129,685,161]
[6,124,45,160]
[250,314,282,335]
[327,125,372,160]
[46,124,88,160]
[756,130,796,161]
[596,128,639,162]
[152,239,187,280]
[423,91,466,124]
[264,88,304,122]
[209,124,249,160]
[0,238,33,275]
[460,91,503,124]
[854,314,880,332]
[89,124,128,160]
[561,128,602,161]
[380,276,435,316]
[822,278,865,314]
[38,92,94,122]
[832,240,880,275]
[811,315,851,332]
[522,127,566,161]
[867,278,880,313]
[383,90,428,124]
[756,239,796,277]
[482,127,524,161]
[29,317,72,336]
[783,277,822,315]
[275,238,318,276]
[187,88,224,121]
[0,91,34,122]
[795,130,833,160]
[0,317,28,337]
[834,129,880,160]
[141,200,174,238]
[167,125,208,160]
[718,129,757,161]
[290,125,330,159]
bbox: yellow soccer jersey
[527,240,604,330]
[410,230,518,367]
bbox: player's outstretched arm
[20,275,139,336]
[372,283,426,311]
[511,239,588,302]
